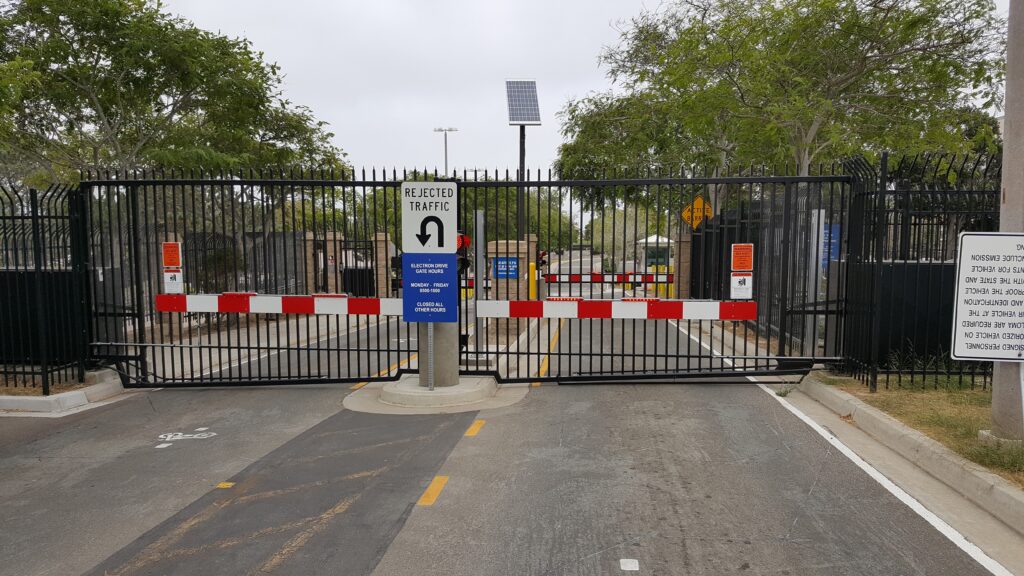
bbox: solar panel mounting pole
[505,80,540,240]
[518,124,526,239]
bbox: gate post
[777,182,793,355]
[29,189,50,395]
[867,153,890,392]
[374,232,393,297]
[70,184,90,382]
[674,222,691,299]
[126,184,148,385]
[486,234,536,342]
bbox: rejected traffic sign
[402,182,457,253]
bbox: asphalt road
[0,309,1004,576]
[86,409,475,576]
[373,383,995,576]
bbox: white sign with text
[730,272,753,300]
[951,232,1024,362]
[401,182,457,254]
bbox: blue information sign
[493,256,519,279]
[402,252,458,323]
[822,223,841,269]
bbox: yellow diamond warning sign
[682,196,713,229]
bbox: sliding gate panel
[83,172,417,387]
[460,168,852,383]
[83,168,852,387]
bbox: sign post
[401,182,459,390]
[988,0,1024,444]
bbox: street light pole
[990,0,1024,442]
[433,127,458,175]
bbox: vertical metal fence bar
[28,190,50,395]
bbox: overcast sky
[164,0,1009,173]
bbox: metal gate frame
[456,169,853,384]
[77,166,856,387]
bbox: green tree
[558,0,1005,177]
[0,57,32,132]
[0,0,346,186]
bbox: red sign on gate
[162,242,181,268]
[731,243,754,271]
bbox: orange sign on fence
[731,243,753,271]
[162,242,182,268]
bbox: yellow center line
[350,353,419,390]
[416,475,449,506]
[216,482,235,489]
[464,419,486,437]
[534,318,566,386]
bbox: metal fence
[73,167,858,386]
[842,153,1001,390]
[0,155,1002,392]
[0,185,87,393]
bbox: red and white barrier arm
[542,273,674,284]
[476,298,756,321]
[460,278,492,289]
[155,293,756,321]
[155,293,403,315]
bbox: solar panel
[506,80,541,125]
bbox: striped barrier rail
[155,293,756,321]
[543,273,673,284]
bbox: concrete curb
[0,369,124,413]
[380,374,498,408]
[800,374,1024,536]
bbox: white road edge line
[758,382,1012,576]
[666,318,1013,576]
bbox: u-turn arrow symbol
[416,216,444,247]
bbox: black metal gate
[77,166,853,387]
[463,168,851,383]
[81,171,415,386]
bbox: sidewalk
[785,383,1024,575]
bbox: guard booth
[637,235,674,270]
[636,235,675,297]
